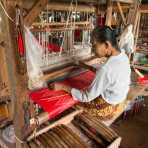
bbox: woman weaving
[58,26,131,119]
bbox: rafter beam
[105,0,113,27]
[47,2,96,13]
[112,0,134,4]
[24,0,48,26]
[140,5,148,13]
[116,2,126,25]
[3,1,31,147]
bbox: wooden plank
[126,0,139,26]
[3,1,31,147]
[116,2,126,25]
[113,4,129,12]
[112,0,134,3]
[46,2,96,13]
[0,46,11,103]
[27,109,83,141]
[134,12,141,48]
[31,26,93,32]
[107,137,122,148]
[24,0,48,26]
[32,21,91,27]
[105,0,113,27]
[140,5,148,14]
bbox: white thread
[0,1,14,22]
[14,135,24,144]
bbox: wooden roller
[57,126,87,148]
[72,119,106,147]
[46,130,65,148]
[74,113,117,142]
[28,125,87,148]
[50,128,69,148]
[28,108,83,141]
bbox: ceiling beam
[116,2,126,25]
[47,2,96,13]
[105,0,113,27]
[140,5,148,13]
[24,0,48,26]
[112,0,134,4]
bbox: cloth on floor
[29,88,78,120]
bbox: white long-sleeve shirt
[71,51,131,105]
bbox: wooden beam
[42,57,104,82]
[31,26,93,32]
[3,1,30,147]
[113,4,129,12]
[127,0,139,26]
[105,0,113,27]
[116,2,126,25]
[140,5,148,13]
[27,109,83,141]
[32,21,91,27]
[24,0,48,26]
[112,0,134,4]
[46,2,96,13]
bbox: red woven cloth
[29,71,95,120]
[48,43,63,52]
[56,70,95,90]
[29,88,78,120]
[138,77,148,84]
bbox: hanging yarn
[24,26,47,90]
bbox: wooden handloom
[0,0,148,148]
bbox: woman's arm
[71,67,109,102]
[78,61,97,73]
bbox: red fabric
[48,43,63,52]
[138,77,148,84]
[56,71,95,90]
[29,71,95,120]
[74,30,82,41]
[39,41,63,52]
[75,30,81,38]
[97,16,105,27]
[29,88,78,120]
[18,32,25,56]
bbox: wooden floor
[112,96,148,148]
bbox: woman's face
[92,41,111,58]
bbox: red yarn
[29,88,78,120]
[18,32,25,56]
[29,71,95,120]
[56,70,95,90]
[48,43,63,52]
[138,77,148,84]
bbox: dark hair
[91,26,118,49]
